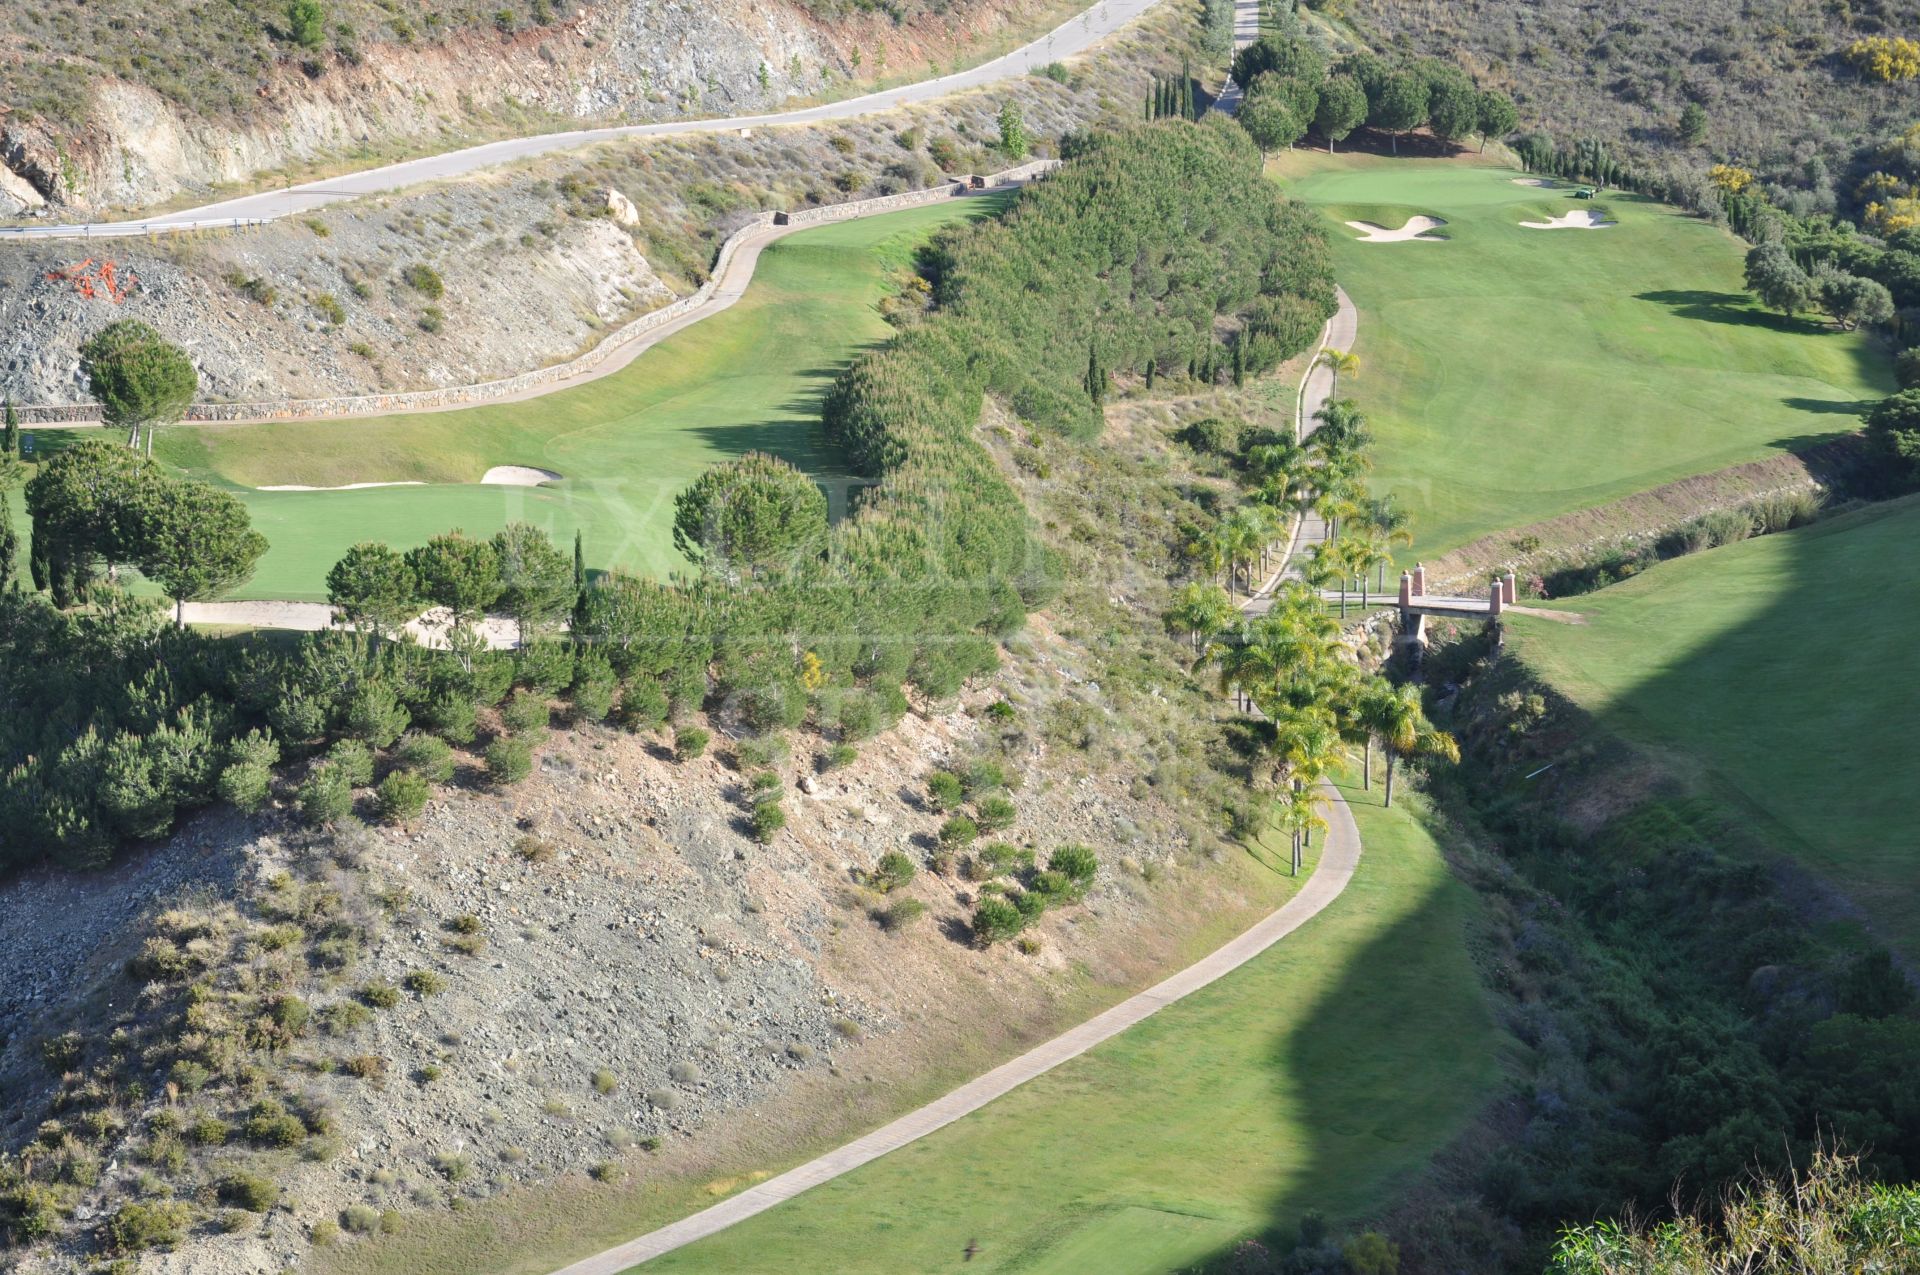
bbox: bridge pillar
[1411,562,1427,597]
[1488,579,1504,616]
[1502,571,1517,606]
[1398,570,1412,609]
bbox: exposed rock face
[0,0,1062,216]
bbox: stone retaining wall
[16,161,1058,427]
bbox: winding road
[542,169,1371,1275]
[0,0,1169,242]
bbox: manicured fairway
[1272,153,1892,558]
[1509,495,1920,959]
[631,780,1499,1275]
[158,198,998,601]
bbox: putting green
[1509,494,1920,959]
[630,779,1499,1274]
[158,197,1000,601]
[1272,153,1892,559]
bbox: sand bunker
[1520,209,1616,230]
[257,480,425,492]
[1511,178,1555,188]
[1344,216,1448,243]
[482,465,563,486]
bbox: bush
[750,801,787,843]
[872,850,916,892]
[971,897,1025,946]
[877,897,927,931]
[617,677,669,731]
[1011,888,1049,922]
[736,733,789,771]
[514,834,556,863]
[515,640,575,694]
[975,795,1016,832]
[107,1199,191,1251]
[340,1053,388,1081]
[485,735,534,786]
[395,731,455,783]
[359,982,401,1009]
[592,1068,618,1094]
[422,690,478,744]
[500,689,551,735]
[326,737,376,786]
[188,1116,229,1146]
[1898,347,1920,389]
[344,682,409,748]
[938,815,979,849]
[375,771,431,824]
[748,770,784,802]
[674,726,710,761]
[824,743,858,770]
[403,263,445,298]
[244,1101,307,1148]
[962,758,1008,796]
[218,1172,280,1212]
[341,1203,381,1234]
[298,765,353,827]
[217,759,274,813]
[926,771,964,811]
[1049,844,1098,889]
[403,969,446,997]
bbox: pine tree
[1084,343,1106,404]
[572,529,588,627]
[1145,358,1157,390]
[1232,340,1246,387]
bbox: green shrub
[674,726,710,761]
[748,770,784,802]
[485,735,534,786]
[926,771,964,811]
[500,689,551,735]
[404,969,446,996]
[375,771,431,824]
[188,1116,229,1146]
[217,759,274,814]
[515,640,575,693]
[590,1160,623,1183]
[344,682,409,748]
[1898,346,1920,390]
[359,982,401,1009]
[750,801,787,843]
[592,1068,618,1094]
[617,678,670,731]
[939,815,979,849]
[877,897,927,931]
[218,1172,280,1212]
[107,1199,191,1251]
[986,699,1017,723]
[341,1203,381,1234]
[872,850,916,892]
[395,732,455,783]
[824,743,858,770]
[1012,888,1049,922]
[1049,843,1098,890]
[971,897,1024,945]
[975,795,1016,832]
[514,834,555,863]
[298,765,353,827]
[570,655,618,724]
[312,1217,341,1246]
[962,759,1007,796]
[340,1053,387,1081]
[0,1183,59,1244]
[327,737,376,786]
[1028,869,1073,901]
[422,691,477,745]
[243,1101,307,1148]
[403,263,445,299]
[736,733,788,771]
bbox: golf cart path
[0,0,1170,241]
[547,102,1370,1275]
[548,792,1362,1275]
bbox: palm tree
[1316,348,1360,397]
[1223,505,1273,597]
[1361,495,1413,591]
[1352,677,1401,790]
[1187,524,1229,593]
[1276,780,1327,876]
[1347,531,1390,609]
[1377,684,1461,808]
[1165,581,1236,652]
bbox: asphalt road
[0,0,1167,241]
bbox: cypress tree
[0,491,15,591]
[571,529,588,628]
[1232,340,1246,387]
[1145,358,1157,390]
[28,524,47,593]
[1084,343,1106,404]
[3,398,17,457]
[1182,60,1195,119]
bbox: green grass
[630,778,1499,1275]
[1508,494,1920,958]
[157,197,998,601]
[1271,152,1892,559]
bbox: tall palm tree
[1361,494,1414,591]
[1223,505,1273,597]
[1165,581,1236,652]
[1317,348,1360,397]
[1377,684,1461,808]
[1347,531,1390,609]
[1352,677,1401,790]
[1277,780,1327,876]
[1186,524,1228,591]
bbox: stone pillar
[1503,572,1517,606]
[1488,579,1504,616]
[1411,562,1427,596]
[1398,570,1413,609]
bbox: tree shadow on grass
[1634,290,1831,337]
[1781,396,1880,417]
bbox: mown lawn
[1271,152,1892,559]
[631,779,1499,1275]
[1508,494,1920,959]
[157,197,998,601]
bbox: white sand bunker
[1520,209,1616,230]
[1511,178,1556,188]
[482,465,563,486]
[257,480,425,492]
[1344,215,1448,243]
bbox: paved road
[0,0,1168,241]
[548,799,1361,1275]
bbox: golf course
[1507,493,1920,960]
[156,197,1001,601]
[1271,152,1892,558]
[627,783,1499,1275]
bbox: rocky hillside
[0,0,1196,405]
[0,0,1074,216]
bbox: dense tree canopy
[672,452,828,579]
[78,320,198,448]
